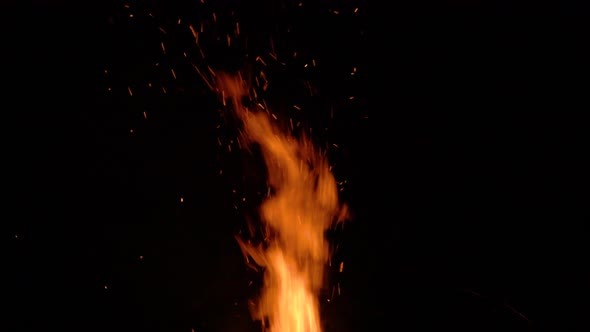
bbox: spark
[189,25,198,42]
[255,56,267,66]
[192,64,214,90]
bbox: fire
[215,72,348,332]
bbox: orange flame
[215,72,348,332]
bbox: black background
[6,1,589,331]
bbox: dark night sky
[6,1,590,332]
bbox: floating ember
[214,72,349,332]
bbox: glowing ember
[215,72,348,332]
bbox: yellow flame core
[216,73,348,332]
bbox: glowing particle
[180,197,184,203]
[129,129,134,133]
[255,56,267,66]
[189,25,198,40]
[143,111,147,119]
[139,255,144,260]
[192,64,214,90]
[339,261,344,272]
[127,86,133,96]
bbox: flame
[215,72,348,332]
